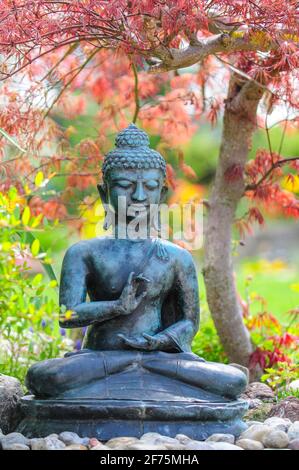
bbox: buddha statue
[18,124,248,440]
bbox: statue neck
[113,221,158,240]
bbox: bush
[0,186,73,383]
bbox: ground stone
[175,434,192,445]
[106,436,139,448]
[243,402,273,422]
[30,438,47,450]
[43,436,66,450]
[151,436,180,446]
[65,444,88,450]
[90,444,111,450]
[59,431,89,446]
[3,443,30,450]
[236,439,264,450]
[287,421,299,441]
[89,438,102,448]
[0,375,24,434]
[126,442,167,450]
[241,382,275,401]
[268,397,299,422]
[140,432,164,441]
[184,441,215,450]
[206,433,235,444]
[264,417,291,432]
[262,430,289,449]
[0,432,30,449]
[240,424,272,443]
[208,442,243,450]
[288,380,299,392]
[288,439,299,450]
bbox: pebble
[0,432,30,449]
[206,433,235,444]
[127,442,167,450]
[288,379,299,392]
[2,419,299,451]
[184,441,215,450]
[244,420,263,427]
[264,417,291,432]
[65,444,88,450]
[248,399,263,409]
[30,438,47,450]
[262,430,289,449]
[175,434,192,444]
[288,439,299,450]
[240,424,272,443]
[43,436,66,450]
[106,436,139,448]
[288,421,299,441]
[89,438,102,448]
[140,432,164,441]
[90,443,111,450]
[3,443,30,450]
[236,439,264,450]
[59,431,89,446]
[208,442,243,450]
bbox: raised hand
[117,271,150,316]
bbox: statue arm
[59,243,122,328]
[154,250,200,352]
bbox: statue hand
[117,271,150,316]
[118,333,164,351]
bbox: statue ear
[160,185,168,203]
[97,183,108,205]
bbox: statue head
[98,124,168,233]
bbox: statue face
[100,168,167,218]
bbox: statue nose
[132,181,147,202]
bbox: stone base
[17,396,248,441]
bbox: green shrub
[0,186,73,383]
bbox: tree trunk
[203,73,264,370]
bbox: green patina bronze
[18,124,248,440]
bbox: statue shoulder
[63,237,106,260]
[158,239,196,268]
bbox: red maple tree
[0,1,298,375]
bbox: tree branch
[147,32,275,73]
[245,157,299,192]
[131,62,140,124]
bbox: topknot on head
[102,123,167,180]
[115,123,150,148]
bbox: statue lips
[127,203,149,218]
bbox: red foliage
[250,347,292,370]
[0,0,298,228]
[43,200,67,220]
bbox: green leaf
[31,238,40,256]
[16,231,58,283]
[32,273,43,286]
[21,206,31,226]
[0,127,26,152]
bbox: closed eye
[115,180,133,188]
[145,180,159,190]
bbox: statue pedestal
[18,395,248,440]
[19,357,249,440]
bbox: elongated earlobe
[160,185,168,203]
[97,183,108,204]
[103,205,114,231]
